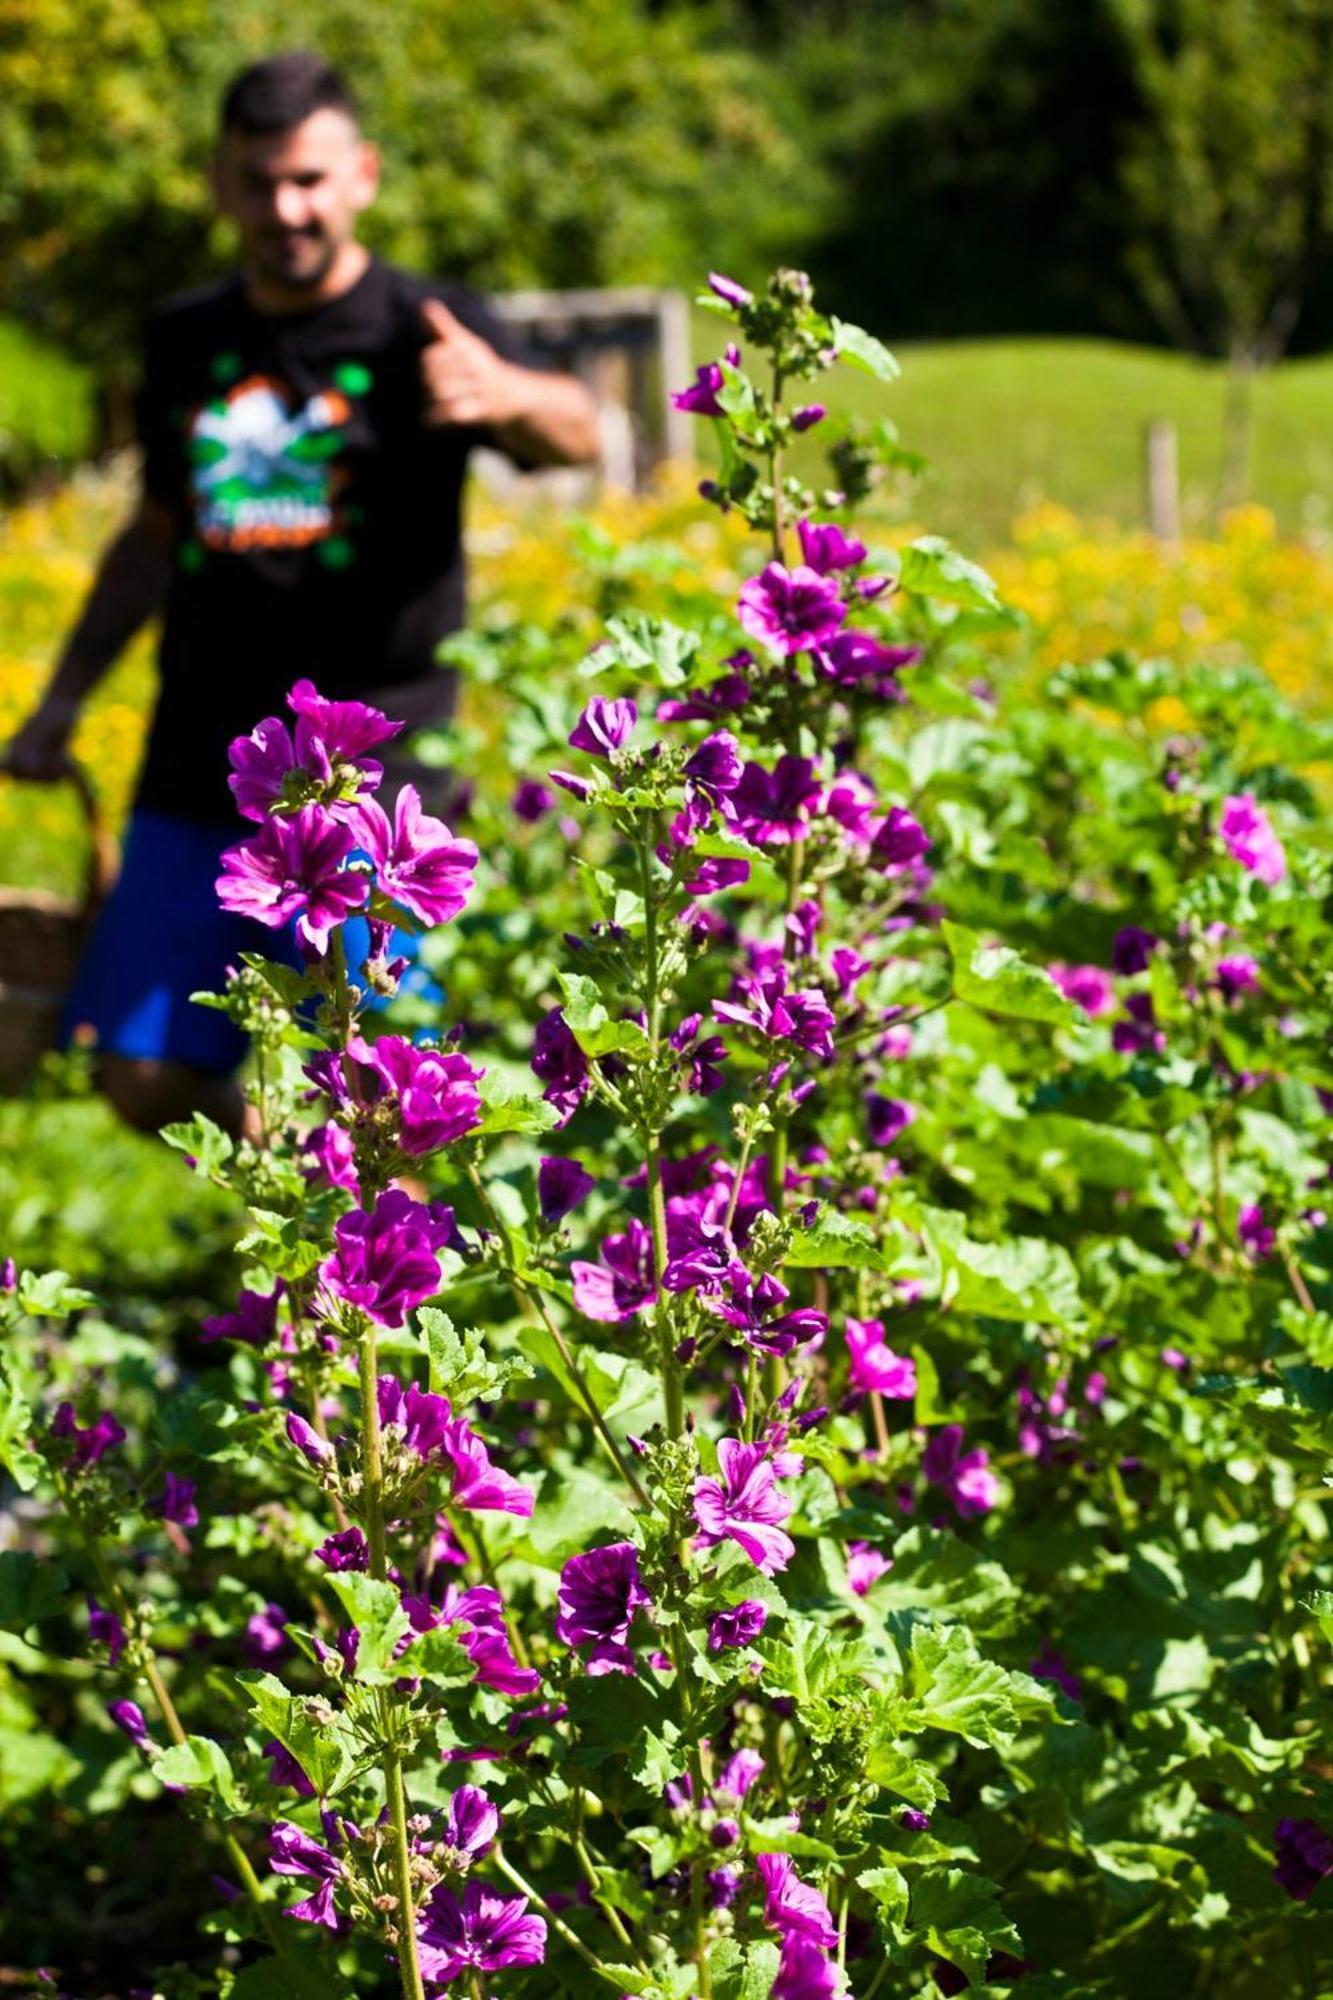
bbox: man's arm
[5,496,177,779]
[418,300,600,468]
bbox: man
[5,50,599,1136]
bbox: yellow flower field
[1,467,1329,891]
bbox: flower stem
[493,1847,626,1988]
[360,1325,427,2000]
[638,826,684,1440]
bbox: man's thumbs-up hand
[419,297,524,429]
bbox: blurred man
[5,50,599,1136]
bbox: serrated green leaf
[782,1205,891,1272]
[582,612,700,688]
[830,316,900,382]
[556,973,650,1057]
[907,1623,1056,1748]
[943,920,1077,1025]
[325,1575,410,1683]
[909,1867,1022,1987]
[709,1938,782,2000]
[0,1552,66,1631]
[15,1268,96,1316]
[419,1308,532,1404]
[238,1670,357,1797]
[160,1113,234,1176]
[154,1734,240,1810]
[0,1371,42,1493]
[476,1066,560,1135]
[898,537,999,611]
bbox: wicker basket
[0,766,119,1092]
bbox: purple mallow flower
[863,1096,915,1150]
[379,1378,534,1516]
[709,272,752,307]
[245,1603,291,1665]
[286,1411,333,1469]
[556,1542,651,1674]
[670,347,741,418]
[1112,924,1158,974]
[845,1317,916,1398]
[714,1270,827,1355]
[511,778,554,822]
[408,1584,539,1698]
[797,518,867,573]
[1049,963,1115,1017]
[1219,792,1286,885]
[227,682,400,823]
[791,404,825,432]
[847,1542,892,1596]
[269,1820,344,1929]
[52,1404,126,1470]
[708,1600,769,1651]
[569,697,637,758]
[441,1785,499,1866]
[870,806,930,872]
[922,1424,999,1518]
[757,1852,838,1949]
[773,1936,840,1999]
[333,1035,484,1154]
[350,784,477,928]
[537,1156,595,1223]
[694,1439,795,1575]
[1030,1639,1082,1703]
[417,1880,546,1982]
[218,804,367,954]
[571,1218,657,1322]
[264,1740,315,1797]
[1238,1202,1277,1261]
[715,965,836,1062]
[87,1597,124,1665]
[732,756,822,845]
[1215,953,1260,1002]
[201,1284,281,1346]
[531,1008,589,1124]
[1274,1816,1333,1901]
[107,1700,150,1748]
[737,564,846,657]
[148,1473,199,1529]
[817,629,920,691]
[1112,991,1165,1056]
[316,1527,369,1572]
[319,1190,454,1328]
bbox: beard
[253,226,341,292]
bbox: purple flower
[847,1542,893,1596]
[797,519,868,574]
[571,1218,657,1322]
[302,1121,360,1194]
[757,1852,838,1948]
[441,1785,499,1865]
[1112,925,1158,974]
[316,1527,369,1572]
[714,1270,827,1355]
[694,1439,795,1575]
[532,1008,589,1124]
[87,1597,124,1666]
[659,669,751,724]
[351,785,478,927]
[1215,953,1260,1002]
[715,966,836,1062]
[217,804,367,954]
[512,778,555,822]
[417,1880,546,1981]
[286,1411,333,1469]
[415,1585,540,1698]
[378,1378,534,1516]
[715,1747,765,1803]
[569,697,637,758]
[870,806,930,872]
[107,1700,150,1747]
[1112,991,1165,1056]
[556,1542,651,1674]
[709,271,752,306]
[772,1936,840,1999]
[1030,1639,1082,1703]
[670,1014,728,1095]
[816,629,920,689]
[287,679,402,763]
[1049,963,1115,1017]
[348,1036,484,1154]
[201,1285,281,1346]
[922,1424,999,1518]
[671,357,737,418]
[901,1808,931,1833]
[845,1317,916,1398]
[245,1603,291,1665]
[0,1257,16,1292]
[864,1095,915,1149]
[732,756,822,845]
[227,683,399,822]
[269,1820,344,1929]
[737,563,846,657]
[684,730,744,796]
[148,1473,199,1529]
[1219,792,1286,885]
[320,1190,454,1328]
[791,404,825,432]
[1274,1816,1333,1901]
[708,1600,769,1651]
[537,1156,595,1223]
[1238,1202,1277,1261]
[263,1740,315,1797]
[52,1404,126,1470]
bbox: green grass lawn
[691,311,1333,543]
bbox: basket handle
[61,763,119,921]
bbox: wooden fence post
[1144,418,1181,545]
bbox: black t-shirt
[134,257,536,820]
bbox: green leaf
[229,1956,350,2000]
[0,1371,42,1492]
[401,1626,476,1689]
[475,1067,559,1135]
[782,1205,892,1272]
[942,920,1077,1025]
[557,973,650,1057]
[708,1939,782,2000]
[858,1861,910,1939]
[715,358,757,420]
[906,1623,1057,1749]
[237,1670,357,1797]
[583,612,700,688]
[160,1112,234,1176]
[916,1205,1084,1326]
[830,316,900,383]
[898,537,1000,611]
[0,1552,66,1632]
[864,1526,1018,1635]
[909,1867,1022,1988]
[419,1309,532,1404]
[325,1575,410,1683]
[1303,1589,1333,1646]
[14,1268,96,1316]
[154,1734,240,1811]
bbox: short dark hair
[220,51,358,137]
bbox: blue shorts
[62,808,436,1075]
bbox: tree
[1108,0,1333,500]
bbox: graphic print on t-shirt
[186,372,352,550]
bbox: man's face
[212,109,379,290]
